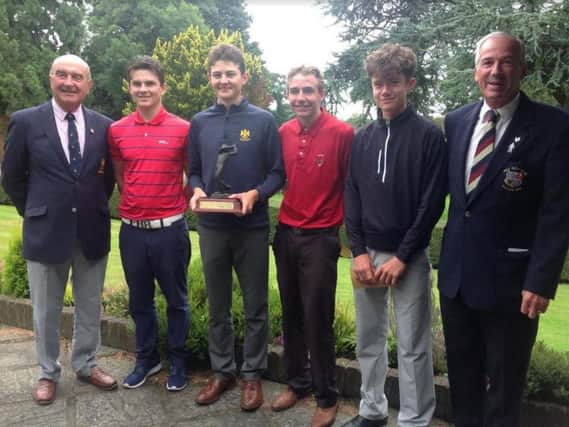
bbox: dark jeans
[120,218,190,368]
[440,293,538,427]
[272,224,340,408]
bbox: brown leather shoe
[33,379,56,405]
[77,366,117,390]
[270,387,298,412]
[195,376,236,405]
[311,402,339,427]
[240,379,264,411]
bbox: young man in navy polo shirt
[189,44,284,411]
[270,65,353,427]
[108,56,191,392]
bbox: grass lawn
[0,204,567,352]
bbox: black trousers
[272,225,340,408]
[440,293,538,427]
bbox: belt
[122,213,184,229]
[278,222,338,236]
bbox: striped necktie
[467,109,499,194]
[65,112,82,176]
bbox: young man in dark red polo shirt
[270,65,354,427]
[108,56,191,392]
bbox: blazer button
[72,207,77,213]
[464,210,471,218]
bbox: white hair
[50,54,92,80]
[474,32,526,67]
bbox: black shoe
[341,415,388,427]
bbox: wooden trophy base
[194,197,242,214]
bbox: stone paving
[0,325,452,426]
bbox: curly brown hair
[365,43,417,81]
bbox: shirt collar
[51,98,82,121]
[134,106,168,125]
[480,93,520,123]
[213,97,248,112]
[376,104,414,128]
[295,108,328,136]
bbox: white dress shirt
[464,93,520,190]
[52,98,86,162]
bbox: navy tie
[65,113,82,176]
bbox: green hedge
[429,225,444,268]
[1,233,568,404]
[0,235,73,305]
[1,234,28,298]
[526,341,569,404]
[101,257,355,361]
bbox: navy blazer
[439,92,569,311]
[1,101,114,263]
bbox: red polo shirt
[108,107,189,220]
[278,110,354,228]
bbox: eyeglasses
[51,70,87,83]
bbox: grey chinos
[354,248,435,427]
[198,225,269,380]
[27,242,107,381]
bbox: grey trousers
[353,249,435,427]
[27,244,107,382]
[198,226,269,380]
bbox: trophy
[194,144,243,213]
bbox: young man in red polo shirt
[270,65,354,427]
[108,56,191,392]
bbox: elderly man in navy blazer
[439,32,569,427]
[1,54,117,405]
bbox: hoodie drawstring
[377,122,390,183]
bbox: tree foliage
[150,27,270,120]
[320,0,569,115]
[0,0,85,115]
[267,73,293,126]
[192,0,252,40]
[83,0,207,118]
[0,0,269,120]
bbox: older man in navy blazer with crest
[439,32,569,427]
[1,54,117,405]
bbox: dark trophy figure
[211,144,238,198]
[194,143,242,213]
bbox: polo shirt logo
[316,154,325,167]
[158,140,168,144]
[240,129,251,142]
